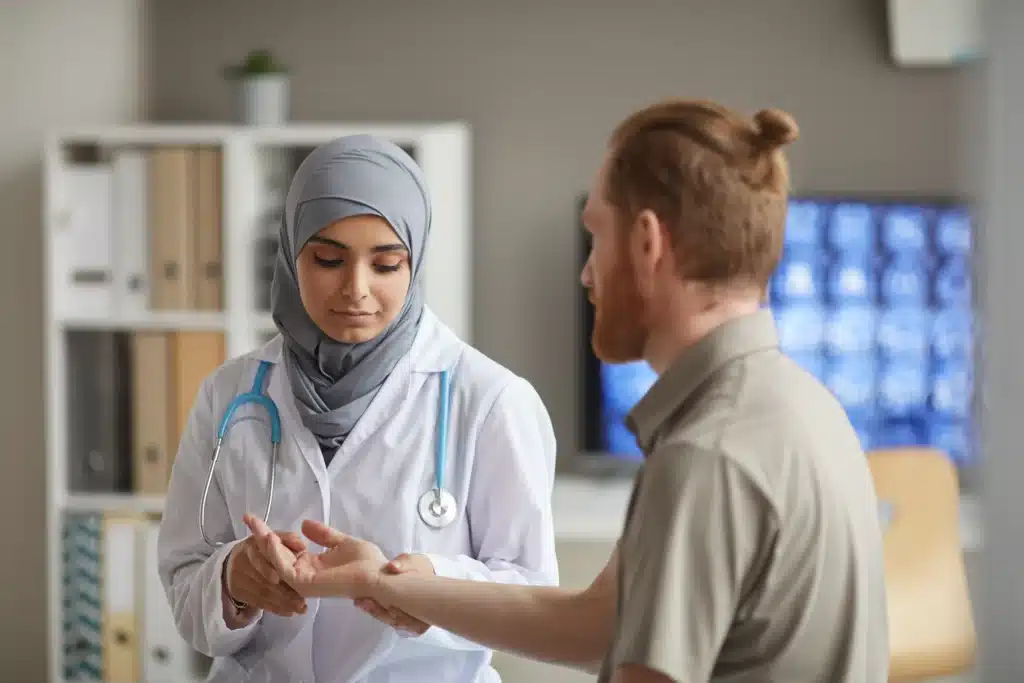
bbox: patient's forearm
[374,574,613,671]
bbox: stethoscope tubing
[198,363,455,547]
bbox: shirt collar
[625,308,779,452]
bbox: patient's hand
[244,515,387,599]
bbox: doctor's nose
[341,263,371,300]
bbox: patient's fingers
[301,519,351,547]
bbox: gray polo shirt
[598,310,889,683]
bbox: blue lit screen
[587,197,975,465]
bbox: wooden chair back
[868,447,976,681]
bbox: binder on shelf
[171,331,227,444]
[131,332,174,495]
[195,147,224,312]
[131,330,226,495]
[112,149,151,315]
[56,165,116,318]
[102,513,143,682]
[62,513,104,681]
[66,331,133,493]
[149,147,198,311]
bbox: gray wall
[0,2,146,679]
[150,0,967,456]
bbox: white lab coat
[157,307,559,683]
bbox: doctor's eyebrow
[308,236,407,253]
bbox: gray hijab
[270,134,431,457]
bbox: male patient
[247,98,890,683]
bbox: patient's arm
[373,548,620,672]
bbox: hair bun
[753,108,799,150]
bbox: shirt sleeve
[609,444,777,683]
[409,375,560,650]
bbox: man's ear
[631,208,667,294]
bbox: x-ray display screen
[580,196,975,465]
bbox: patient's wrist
[404,553,437,576]
[372,570,400,605]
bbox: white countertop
[551,475,984,552]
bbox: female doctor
[157,134,559,683]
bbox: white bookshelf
[43,122,472,682]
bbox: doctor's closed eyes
[307,237,409,273]
[312,253,406,273]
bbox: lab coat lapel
[321,309,453,481]
[323,352,414,479]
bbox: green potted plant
[224,49,290,125]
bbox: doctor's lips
[330,309,377,323]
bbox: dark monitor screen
[579,195,975,466]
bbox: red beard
[590,252,647,364]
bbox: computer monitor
[578,194,975,470]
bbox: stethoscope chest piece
[418,488,457,529]
[418,368,458,530]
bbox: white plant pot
[235,74,290,126]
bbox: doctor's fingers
[278,531,307,553]
[235,566,307,613]
[245,582,308,616]
[242,514,304,553]
[355,600,428,634]
[385,553,417,574]
[229,569,297,612]
[260,586,308,617]
[244,541,285,584]
[359,603,400,629]
[355,599,390,621]
[252,532,299,581]
[382,606,429,634]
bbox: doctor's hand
[225,529,309,618]
[244,516,388,600]
[354,554,433,636]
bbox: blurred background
[6,0,1024,681]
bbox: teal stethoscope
[199,361,457,547]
